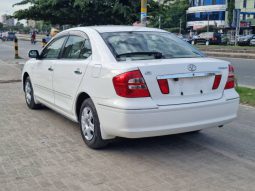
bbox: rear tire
[79,98,108,149]
[24,77,41,109]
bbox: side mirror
[28,50,40,59]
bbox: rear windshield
[101,31,203,61]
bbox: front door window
[41,37,67,59]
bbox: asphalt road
[0,39,42,62]
[219,57,255,88]
[0,40,254,87]
[0,82,255,190]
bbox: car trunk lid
[136,58,229,106]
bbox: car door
[52,31,92,113]
[32,36,67,104]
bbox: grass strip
[236,86,255,107]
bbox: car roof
[68,25,167,33]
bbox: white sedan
[22,26,239,149]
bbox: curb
[238,84,255,89]
[0,79,21,84]
[204,52,255,59]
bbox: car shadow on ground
[107,132,203,150]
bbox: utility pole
[141,0,147,26]
[235,9,241,46]
[179,19,182,34]
[207,12,209,33]
[206,12,210,46]
[159,16,161,29]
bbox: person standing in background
[42,33,51,47]
[31,31,36,44]
[50,28,59,37]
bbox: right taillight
[224,65,235,89]
[112,70,150,98]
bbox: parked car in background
[194,32,221,45]
[1,32,16,41]
[238,34,255,46]
[177,34,192,44]
[22,26,239,149]
[250,36,255,46]
[220,34,228,45]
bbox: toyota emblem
[187,64,197,72]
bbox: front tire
[24,77,40,109]
[79,98,108,149]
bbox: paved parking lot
[0,82,255,191]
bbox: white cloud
[0,0,30,16]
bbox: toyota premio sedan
[22,26,239,149]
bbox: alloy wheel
[81,107,95,141]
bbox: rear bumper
[96,95,239,139]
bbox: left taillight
[112,70,150,98]
[224,65,235,89]
[157,79,169,94]
[212,75,222,90]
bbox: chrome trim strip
[157,71,221,80]
[97,103,158,111]
[226,97,240,101]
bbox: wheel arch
[75,92,91,120]
[23,72,29,91]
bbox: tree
[13,0,188,29]
[148,0,189,30]
[13,0,142,25]
[0,22,3,30]
[227,0,235,27]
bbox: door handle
[74,69,82,75]
[48,67,53,71]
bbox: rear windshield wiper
[116,51,164,59]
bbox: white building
[1,14,15,27]
[186,0,227,30]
